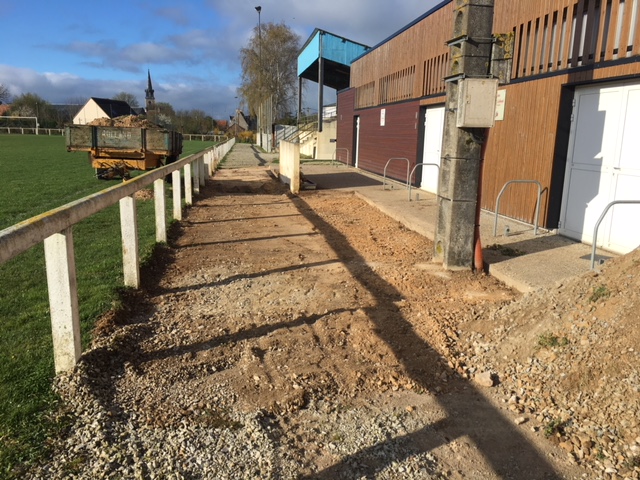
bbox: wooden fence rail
[0,138,235,373]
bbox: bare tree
[239,22,301,123]
[113,92,140,108]
[0,84,10,104]
[155,101,176,127]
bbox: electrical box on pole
[457,78,498,128]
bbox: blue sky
[1,0,443,119]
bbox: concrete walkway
[299,164,616,293]
[218,144,615,293]
[219,142,278,168]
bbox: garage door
[420,106,445,194]
[559,81,640,254]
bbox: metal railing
[332,148,350,167]
[383,158,410,190]
[493,180,543,236]
[408,163,440,201]
[0,138,235,373]
[590,199,640,269]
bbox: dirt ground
[75,167,607,479]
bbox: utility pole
[433,0,497,270]
[255,6,262,147]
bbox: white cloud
[0,64,238,119]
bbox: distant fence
[182,134,228,142]
[0,127,64,135]
[0,138,235,374]
[0,130,229,141]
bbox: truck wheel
[96,168,113,180]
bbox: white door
[354,116,361,168]
[420,106,445,193]
[560,81,640,254]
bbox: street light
[255,6,262,147]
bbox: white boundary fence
[0,138,235,374]
[0,127,64,135]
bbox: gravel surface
[22,155,639,479]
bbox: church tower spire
[145,70,156,122]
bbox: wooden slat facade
[338,0,640,226]
[350,3,453,107]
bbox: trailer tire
[96,168,113,180]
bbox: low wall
[279,140,300,194]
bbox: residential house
[73,97,136,125]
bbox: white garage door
[420,106,445,194]
[560,81,640,254]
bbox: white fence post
[44,228,81,374]
[205,151,212,176]
[154,178,167,243]
[199,157,206,185]
[120,195,140,288]
[193,158,201,195]
[184,163,193,205]
[172,170,182,220]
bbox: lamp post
[255,6,262,147]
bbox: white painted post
[193,159,201,195]
[154,178,167,243]
[119,195,140,288]
[184,163,193,205]
[44,228,81,374]
[205,151,212,176]
[172,170,182,220]
[199,157,206,185]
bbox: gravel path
[22,146,615,479]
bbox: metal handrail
[493,180,543,236]
[332,148,349,167]
[408,163,440,201]
[383,158,410,190]
[590,200,640,269]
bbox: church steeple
[145,70,156,121]
[145,70,155,101]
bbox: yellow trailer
[65,125,183,179]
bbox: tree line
[0,85,225,134]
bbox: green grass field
[0,135,216,477]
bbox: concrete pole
[433,0,495,270]
[318,32,324,133]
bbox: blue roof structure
[298,29,370,90]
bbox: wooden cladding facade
[338,0,640,227]
[351,3,452,109]
[496,0,640,79]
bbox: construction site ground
[32,144,639,479]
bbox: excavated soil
[88,115,155,127]
[36,167,640,479]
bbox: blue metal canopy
[298,29,369,91]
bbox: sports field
[0,134,214,476]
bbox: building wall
[354,101,421,182]
[338,0,640,227]
[73,99,107,125]
[316,119,337,160]
[350,2,452,107]
[336,88,356,165]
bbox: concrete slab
[301,164,616,293]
